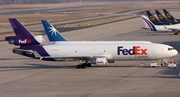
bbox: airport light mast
[80,0,82,5]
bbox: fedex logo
[18,39,31,44]
[117,46,147,55]
[97,61,104,64]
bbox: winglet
[41,20,67,42]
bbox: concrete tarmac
[0,14,180,97]
[0,9,143,33]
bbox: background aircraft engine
[91,58,108,65]
[34,35,45,44]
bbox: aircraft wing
[164,27,179,31]
[164,25,180,33]
[42,54,108,61]
[164,25,180,29]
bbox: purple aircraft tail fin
[9,18,33,37]
[5,18,42,46]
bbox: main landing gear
[173,30,179,35]
[76,61,92,69]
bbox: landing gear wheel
[81,63,87,69]
[87,63,91,67]
[76,65,81,69]
[76,64,87,69]
[174,32,178,35]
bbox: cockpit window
[168,48,173,50]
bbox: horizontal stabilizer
[33,51,43,59]
[13,48,43,59]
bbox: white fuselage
[153,25,172,32]
[42,41,178,61]
[154,24,180,32]
[164,24,180,30]
[48,41,152,45]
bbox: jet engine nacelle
[91,58,108,65]
[5,35,44,46]
[34,35,45,44]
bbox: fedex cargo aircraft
[5,19,178,69]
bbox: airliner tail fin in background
[155,10,171,22]
[5,18,43,46]
[141,16,150,29]
[146,11,163,25]
[163,9,179,22]
[42,20,67,42]
[141,15,157,31]
[163,9,175,20]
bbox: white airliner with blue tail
[5,18,178,69]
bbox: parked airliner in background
[5,18,178,69]
[155,10,178,24]
[146,11,171,25]
[163,9,180,22]
[141,15,180,35]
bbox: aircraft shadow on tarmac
[0,58,31,60]
[0,63,158,71]
[114,30,174,37]
[0,63,75,70]
[120,74,179,79]
[121,67,180,79]
[144,32,174,36]
[140,30,176,36]
[0,64,147,70]
[0,63,180,79]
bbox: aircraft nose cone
[174,49,178,56]
[170,49,178,57]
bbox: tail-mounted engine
[5,35,44,46]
